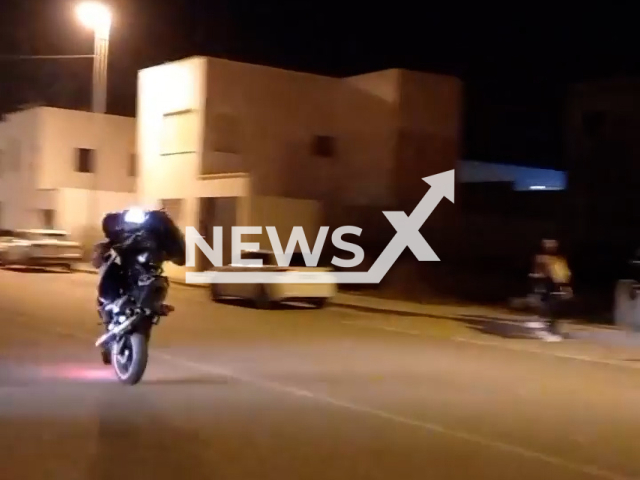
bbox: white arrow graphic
[185,169,455,284]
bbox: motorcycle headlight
[124,207,147,224]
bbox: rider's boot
[159,303,175,315]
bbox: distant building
[565,77,640,241]
[457,160,566,191]
[0,107,136,243]
[136,56,463,276]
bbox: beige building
[137,56,462,277]
[0,106,137,243]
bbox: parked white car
[0,229,82,271]
[209,249,337,309]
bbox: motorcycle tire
[111,332,149,385]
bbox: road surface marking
[154,351,633,480]
[20,320,635,480]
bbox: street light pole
[90,14,109,114]
[77,1,111,255]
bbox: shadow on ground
[214,297,321,311]
[454,314,538,339]
[1,266,71,274]
[332,300,640,348]
[329,300,542,340]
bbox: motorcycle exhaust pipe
[95,316,136,347]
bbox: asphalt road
[1,268,640,480]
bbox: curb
[327,300,443,318]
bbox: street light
[76,1,112,255]
[76,1,111,114]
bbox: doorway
[197,197,238,271]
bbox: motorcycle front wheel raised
[111,331,149,385]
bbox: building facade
[136,56,463,276]
[565,77,640,241]
[0,106,136,244]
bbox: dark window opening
[42,209,55,229]
[129,153,137,177]
[210,113,241,154]
[76,148,95,173]
[312,135,335,158]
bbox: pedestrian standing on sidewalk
[526,239,573,341]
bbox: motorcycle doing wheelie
[93,207,186,385]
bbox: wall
[38,107,135,192]
[395,70,462,222]
[202,60,406,208]
[564,79,640,241]
[137,58,261,280]
[137,57,207,204]
[142,56,463,213]
[55,188,137,240]
[136,56,465,281]
[0,108,42,229]
[0,106,136,232]
[246,195,322,255]
[136,56,209,276]
[337,70,400,206]
[203,57,338,203]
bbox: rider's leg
[98,262,124,306]
[537,293,563,341]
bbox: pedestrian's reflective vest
[545,255,571,285]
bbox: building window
[41,209,55,230]
[209,113,241,154]
[311,135,335,158]
[76,148,95,173]
[128,153,137,177]
[160,111,197,155]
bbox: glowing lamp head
[76,2,112,38]
[123,207,147,224]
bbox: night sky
[1,0,638,169]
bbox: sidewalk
[332,291,640,349]
[72,264,640,350]
[331,291,509,319]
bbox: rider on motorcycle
[92,207,185,361]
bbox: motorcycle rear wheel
[111,332,149,385]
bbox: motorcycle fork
[114,337,129,363]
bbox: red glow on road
[37,363,114,382]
